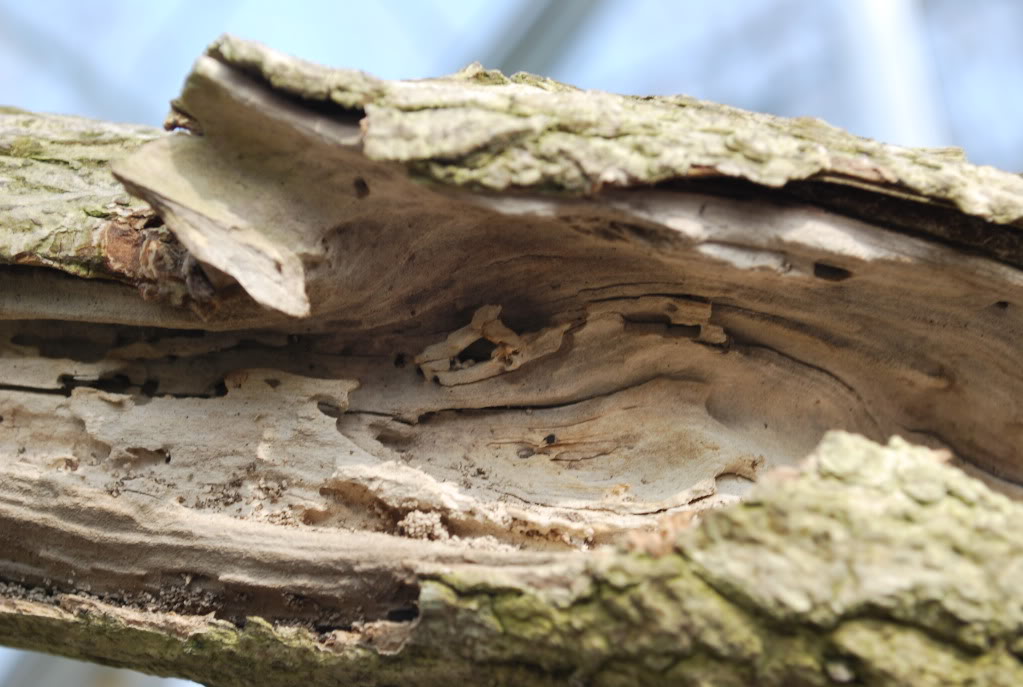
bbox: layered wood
[2,35,1023,686]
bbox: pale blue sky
[3,0,1023,168]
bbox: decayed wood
[3,433,1023,686]
[2,35,1023,686]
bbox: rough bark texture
[2,35,1023,685]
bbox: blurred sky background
[3,0,1023,171]
[1,0,1022,683]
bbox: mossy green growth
[202,34,1023,227]
[0,601,399,687]
[83,206,114,219]
[0,110,160,281]
[5,136,44,158]
[3,434,1023,685]
[415,555,822,685]
[832,620,1023,686]
[682,433,1023,652]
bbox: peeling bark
[2,35,1023,686]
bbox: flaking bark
[3,36,1023,686]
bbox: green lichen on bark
[2,433,1021,686]
[202,34,1023,227]
[685,433,1023,650]
[0,110,161,279]
[0,599,387,687]
[8,35,1023,292]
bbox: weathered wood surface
[2,35,1023,686]
[3,433,1023,686]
